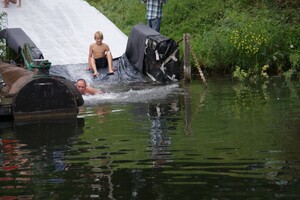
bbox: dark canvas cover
[0,28,44,59]
[125,24,160,73]
[125,24,180,82]
[144,34,180,82]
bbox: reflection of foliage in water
[184,80,300,187]
[232,80,270,119]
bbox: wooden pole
[183,34,191,82]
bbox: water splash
[50,62,182,106]
[83,84,181,105]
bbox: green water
[1,77,300,199]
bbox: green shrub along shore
[86,0,300,80]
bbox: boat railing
[21,43,51,76]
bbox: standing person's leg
[4,0,9,7]
[4,0,17,7]
[152,17,161,33]
[148,19,153,29]
[18,0,21,6]
[4,0,20,7]
[148,18,161,32]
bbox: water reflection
[79,106,112,124]
[0,118,84,199]
[183,83,207,135]
[14,118,84,146]
[148,103,177,168]
[1,136,31,193]
[1,79,300,199]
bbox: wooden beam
[183,33,191,82]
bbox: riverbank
[86,0,300,79]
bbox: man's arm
[86,86,104,95]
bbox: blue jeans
[148,17,161,33]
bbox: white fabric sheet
[0,0,128,65]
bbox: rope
[186,35,207,86]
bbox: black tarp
[50,54,149,86]
[125,23,160,73]
[0,28,44,59]
[82,54,148,85]
[143,34,180,82]
[125,23,180,82]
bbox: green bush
[40,1,300,78]
[1,0,298,79]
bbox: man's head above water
[76,79,87,94]
[76,79,103,95]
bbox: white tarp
[0,0,128,65]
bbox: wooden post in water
[183,33,191,82]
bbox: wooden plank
[183,34,191,82]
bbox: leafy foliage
[84,0,299,79]
[0,12,8,60]
[1,1,298,79]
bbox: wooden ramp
[0,0,128,65]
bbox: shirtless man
[76,79,103,95]
[88,31,115,77]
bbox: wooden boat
[0,28,83,121]
[0,61,83,121]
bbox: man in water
[76,79,103,95]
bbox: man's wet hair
[76,79,86,86]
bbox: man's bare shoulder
[85,86,104,95]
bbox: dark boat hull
[0,62,83,121]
